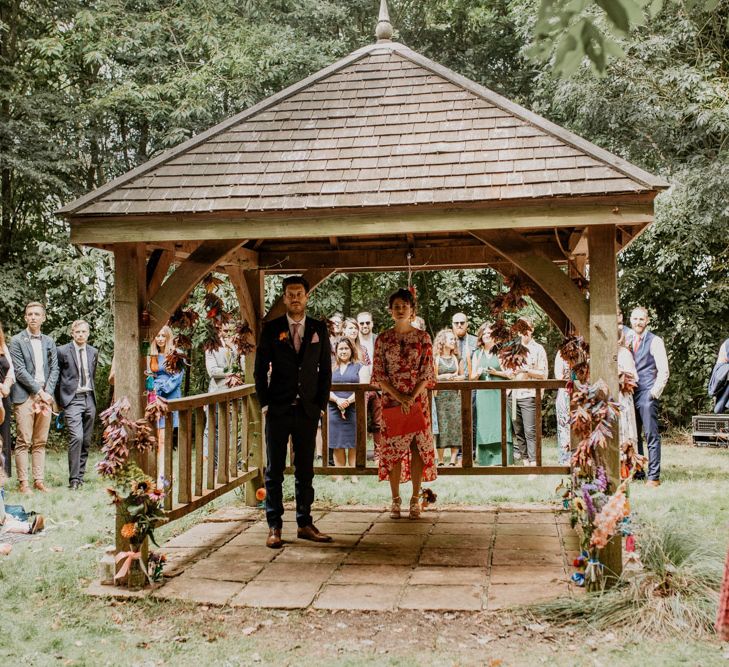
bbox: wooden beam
[225,264,256,328]
[471,229,590,338]
[146,248,174,301]
[147,239,242,331]
[224,246,259,268]
[260,245,507,272]
[587,224,622,583]
[69,201,657,245]
[263,268,335,322]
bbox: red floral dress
[371,327,436,483]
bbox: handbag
[382,401,427,437]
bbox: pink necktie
[633,335,641,353]
[292,323,302,353]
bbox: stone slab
[344,548,418,566]
[186,558,264,583]
[162,547,208,577]
[311,521,373,534]
[231,579,321,608]
[328,564,412,586]
[163,523,241,549]
[325,511,383,522]
[358,533,426,549]
[496,523,558,537]
[213,545,279,562]
[153,575,244,605]
[431,523,495,535]
[400,584,483,611]
[425,533,492,549]
[313,583,401,611]
[489,565,566,585]
[86,580,157,599]
[493,535,563,552]
[497,512,556,524]
[492,551,564,567]
[204,506,261,522]
[289,533,361,548]
[438,512,496,523]
[487,582,570,609]
[273,547,350,564]
[367,521,434,535]
[409,566,487,586]
[254,561,339,582]
[420,548,490,568]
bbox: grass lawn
[1,436,728,666]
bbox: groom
[254,276,333,548]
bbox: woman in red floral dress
[371,289,436,519]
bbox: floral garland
[487,274,533,371]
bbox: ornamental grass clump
[529,519,723,638]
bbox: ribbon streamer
[114,551,152,584]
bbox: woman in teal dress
[471,323,512,466]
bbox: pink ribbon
[114,551,149,582]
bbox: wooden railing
[156,379,568,525]
[159,384,264,521]
[316,380,569,476]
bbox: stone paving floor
[149,505,581,611]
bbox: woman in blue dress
[328,337,369,483]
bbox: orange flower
[278,331,289,342]
[121,522,138,539]
[255,488,266,501]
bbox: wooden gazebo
[59,2,669,576]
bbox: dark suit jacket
[254,315,331,420]
[9,331,59,404]
[56,343,99,409]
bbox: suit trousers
[512,397,537,463]
[14,398,51,483]
[65,393,96,483]
[634,390,661,480]
[264,403,318,530]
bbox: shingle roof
[59,41,668,218]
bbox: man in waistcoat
[630,307,670,487]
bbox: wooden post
[587,225,622,583]
[244,269,265,506]
[113,243,147,568]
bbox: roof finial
[375,0,393,42]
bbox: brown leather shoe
[646,480,661,488]
[19,481,32,494]
[33,481,49,493]
[266,528,283,549]
[297,524,333,543]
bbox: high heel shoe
[390,496,402,519]
[408,496,421,520]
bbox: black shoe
[633,471,646,481]
[69,481,81,490]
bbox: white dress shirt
[27,330,45,385]
[73,342,91,392]
[513,340,548,400]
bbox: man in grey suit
[56,320,98,489]
[10,302,59,493]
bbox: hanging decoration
[485,274,532,371]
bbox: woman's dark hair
[333,336,359,363]
[388,288,416,309]
[282,275,310,293]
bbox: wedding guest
[0,321,14,478]
[617,326,638,449]
[343,318,370,365]
[371,288,436,520]
[618,309,635,348]
[451,313,477,376]
[0,452,45,541]
[709,337,729,414]
[147,326,183,483]
[356,312,377,363]
[471,323,513,466]
[510,317,548,467]
[10,302,59,493]
[433,329,463,467]
[56,320,98,489]
[554,350,571,465]
[254,276,333,548]
[328,337,368,483]
[630,307,669,487]
[358,311,382,460]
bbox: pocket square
[311,333,320,343]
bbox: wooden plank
[162,468,260,522]
[460,388,473,468]
[587,224,622,582]
[178,409,192,504]
[148,239,242,332]
[355,388,367,468]
[500,389,508,467]
[225,264,257,329]
[194,407,205,497]
[241,397,249,471]
[471,229,590,338]
[230,400,239,477]
[164,424,174,511]
[165,384,256,411]
[217,401,230,485]
[207,403,216,490]
[69,201,657,245]
[322,405,329,469]
[535,388,543,467]
[146,248,174,301]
